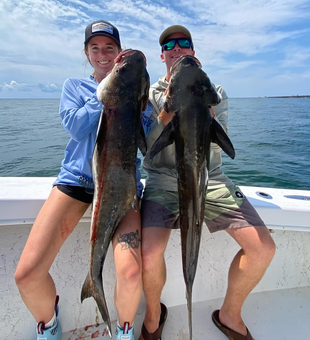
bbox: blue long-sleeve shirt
[54,75,152,197]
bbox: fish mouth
[114,49,147,65]
[170,55,202,73]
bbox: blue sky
[0,0,309,98]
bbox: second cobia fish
[81,49,150,337]
[150,55,235,339]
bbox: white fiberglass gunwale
[1,177,309,231]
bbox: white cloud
[178,0,310,27]
[0,80,62,93]
[0,0,309,97]
[281,47,310,68]
[2,81,20,91]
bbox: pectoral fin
[95,112,107,154]
[138,123,147,156]
[211,118,235,159]
[150,117,177,160]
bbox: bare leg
[15,187,90,323]
[219,226,276,335]
[112,207,143,328]
[139,227,171,340]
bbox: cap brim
[84,32,121,47]
[159,25,192,45]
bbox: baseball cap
[84,20,121,47]
[159,25,193,47]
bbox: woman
[14,20,149,340]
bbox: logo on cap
[92,22,113,34]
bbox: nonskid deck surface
[61,286,310,340]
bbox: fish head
[164,55,202,113]
[165,55,221,112]
[114,48,147,66]
[170,55,202,72]
[97,49,150,109]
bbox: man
[139,25,276,340]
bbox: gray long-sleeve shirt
[143,76,234,191]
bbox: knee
[141,250,154,272]
[249,233,276,265]
[117,262,142,287]
[262,235,276,262]
[141,246,164,273]
[15,265,35,290]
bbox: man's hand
[158,109,174,126]
[158,86,175,126]
[209,106,215,117]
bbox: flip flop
[141,303,168,340]
[212,310,254,340]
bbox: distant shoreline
[266,95,310,98]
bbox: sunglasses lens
[163,38,191,51]
[163,40,176,51]
[178,38,191,48]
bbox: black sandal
[141,303,168,340]
[212,310,254,340]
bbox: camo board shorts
[141,185,265,233]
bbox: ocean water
[0,97,309,190]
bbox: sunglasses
[162,38,192,51]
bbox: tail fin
[81,272,92,302]
[81,272,112,338]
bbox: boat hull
[1,178,310,339]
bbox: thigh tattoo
[117,229,141,250]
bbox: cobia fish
[150,55,235,339]
[81,49,149,337]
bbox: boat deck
[62,286,310,340]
